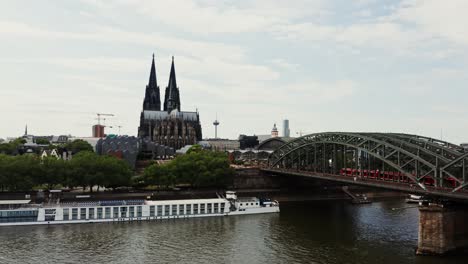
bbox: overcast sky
[0,0,467,143]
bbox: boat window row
[0,210,38,223]
[239,202,259,206]
[152,203,226,216]
[62,203,226,220]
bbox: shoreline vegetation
[0,144,234,194]
[139,145,234,190]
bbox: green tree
[143,162,175,189]
[38,156,66,190]
[68,152,98,191]
[68,152,132,192]
[6,155,40,191]
[186,144,203,154]
[35,138,50,145]
[12,138,27,145]
[99,155,132,190]
[0,151,132,192]
[64,139,93,154]
[143,149,234,189]
[0,154,12,191]
[0,138,26,155]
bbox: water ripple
[0,201,466,264]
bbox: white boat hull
[0,196,280,227]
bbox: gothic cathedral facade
[138,55,202,150]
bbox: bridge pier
[417,204,468,255]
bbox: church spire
[164,56,181,112]
[149,53,157,86]
[143,53,161,111]
[169,56,177,89]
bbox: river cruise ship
[0,191,279,226]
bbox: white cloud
[270,59,300,71]
[80,0,328,34]
[0,21,246,61]
[267,0,468,58]
[1,1,467,141]
[283,79,357,103]
[392,0,468,45]
[271,20,436,57]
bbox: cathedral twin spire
[164,56,181,112]
[143,54,180,112]
[143,54,160,111]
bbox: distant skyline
[1,1,467,143]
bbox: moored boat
[0,191,279,227]
[405,194,422,204]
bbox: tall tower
[271,123,279,138]
[142,53,161,111]
[283,119,290,137]
[213,115,220,139]
[164,56,181,112]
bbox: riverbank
[0,187,407,203]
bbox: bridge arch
[257,137,286,151]
[268,132,468,192]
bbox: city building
[461,143,468,150]
[20,125,70,145]
[96,136,175,168]
[256,134,271,142]
[92,125,105,138]
[238,135,260,150]
[257,137,287,151]
[283,119,290,137]
[200,139,240,151]
[34,135,69,144]
[271,123,279,138]
[228,149,272,164]
[21,125,35,145]
[138,55,202,150]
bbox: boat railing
[43,200,147,208]
[0,204,43,210]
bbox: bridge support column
[417,204,468,255]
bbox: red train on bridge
[339,168,459,188]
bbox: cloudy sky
[0,0,467,143]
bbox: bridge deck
[262,168,468,202]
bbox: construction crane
[96,113,114,125]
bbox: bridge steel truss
[268,132,468,193]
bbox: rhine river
[0,199,465,264]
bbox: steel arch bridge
[264,132,468,200]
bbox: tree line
[0,138,94,156]
[140,145,235,189]
[0,138,27,155]
[0,140,235,192]
[0,152,132,192]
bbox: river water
[0,199,465,264]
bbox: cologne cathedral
[138,54,202,150]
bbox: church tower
[271,123,279,138]
[138,54,202,150]
[163,56,181,112]
[143,54,161,111]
